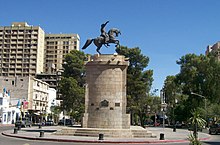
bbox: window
[7,112,11,122]
[115,103,120,107]
[12,80,14,85]
[63,41,69,45]
[0,98,3,105]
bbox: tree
[116,46,153,127]
[62,50,86,86]
[50,106,62,123]
[163,75,188,124]
[174,54,209,120]
[59,77,84,111]
[176,53,220,103]
[163,52,220,124]
[58,50,86,121]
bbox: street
[202,134,220,145]
[0,126,220,145]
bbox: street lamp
[191,92,207,126]
[161,103,167,130]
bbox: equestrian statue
[82,21,121,54]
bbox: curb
[1,132,211,144]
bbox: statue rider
[100,21,110,46]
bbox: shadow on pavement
[203,141,220,145]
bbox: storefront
[0,107,20,124]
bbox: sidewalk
[0,124,14,127]
[2,126,211,144]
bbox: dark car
[209,123,220,135]
[15,119,32,128]
[188,124,203,132]
[175,121,186,128]
[45,120,54,126]
[58,119,73,126]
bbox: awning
[34,113,40,115]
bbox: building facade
[0,22,80,123]
[0,22,45,76]
[36,73,57,89]
[0,91,20,124]
[205,42,220,61]
[0,76,49,116]
[44,34,80,73]
[0,22,80,76]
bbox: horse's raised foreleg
[115,40,120,48]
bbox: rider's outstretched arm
[104,21,109,26]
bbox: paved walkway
[1,125,211,144]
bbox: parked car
[209,123,220,135]
[58,119,73,126]
[175,121,186,128]
[188,124,203,132]
[45,120,54,126]
[15,119,32,128]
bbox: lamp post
[172,104,176,132]
[161,103,167,130]
[191,92,207,126]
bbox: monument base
[54,126,156,138]
[83,54,130,129]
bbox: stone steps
[54,127,157,138]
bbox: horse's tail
[82,39,93,50]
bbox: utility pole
[191,92,207,126]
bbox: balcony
[11,41,17,44]
[16,69,22,73]
[16,65,22,68]
[18,31,24,34]
[16,55,23,59]
[11,31,17,34]
[17,41,24,44]
[30,60,37,63]
[9,70,15,73]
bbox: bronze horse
[82,28,121,54]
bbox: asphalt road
[202,135,220,145]
[0,126,220,145]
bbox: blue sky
[1,0,220,95]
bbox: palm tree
[188,109,206,145]
[51,106,62,124]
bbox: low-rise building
[0,91,20,124]
[0,76,52,124]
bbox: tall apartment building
[44,34,80,73]
[0,22,80,102]
[0,22,45,77]
[0,22,80,76]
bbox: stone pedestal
[55,53,156,139]
[82,54,130,129]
